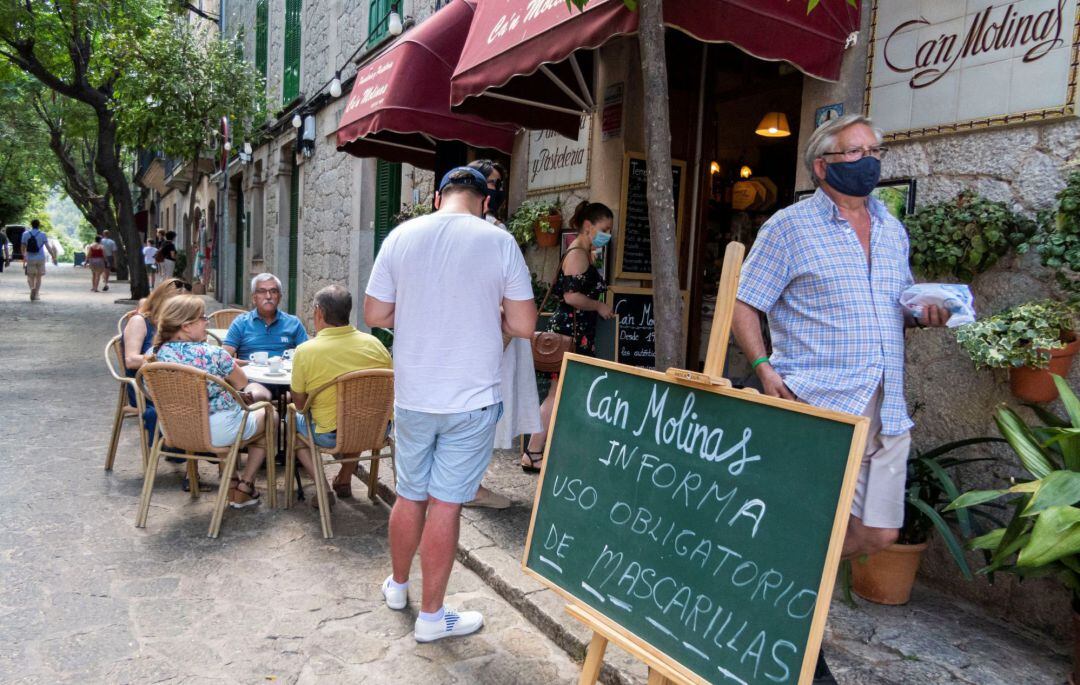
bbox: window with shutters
[367,0,393,47]
[283,0,302,104]
[255,0,268,80]
[373,160,402,257]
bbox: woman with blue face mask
[522,200,614,473]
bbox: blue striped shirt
[736,188,914,435]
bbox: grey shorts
[850,386,911,529]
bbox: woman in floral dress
[150,295,275,507]
[522,201,615,472]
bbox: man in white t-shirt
[365,167,537,643]
[100,230,117,291]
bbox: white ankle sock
[388,578,408,591]
[418,607,445,622]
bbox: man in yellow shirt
[291,285,392,504]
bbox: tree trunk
[184,144,203,282]
[95,114,147,299]
[637,0,683,370]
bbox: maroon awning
[335,0,517,169]
[451,0,861,137]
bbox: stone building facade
[216,0,436,323]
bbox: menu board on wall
[610,286,688,368]
[615,153,686,280]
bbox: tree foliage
[114,17,266,165]
[0,65,56,226]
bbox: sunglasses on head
[173,280,193,291]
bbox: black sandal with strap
[229,478,261,509]
[520,448,544,474]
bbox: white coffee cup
[250,351,269,365]
[268,357,283,373]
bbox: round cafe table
[242,361,303,500]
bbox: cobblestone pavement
[0,266,583,684]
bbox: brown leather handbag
[532,255,576,374]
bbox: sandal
[332,481,353,499]
[229,478,261,509]
[520,448,544,473]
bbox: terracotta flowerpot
[1008,336,1080,403]
[850,542,927,605]
[534,216,560,248]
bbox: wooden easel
[571,242,745,685]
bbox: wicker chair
[117,309,138,336]
[285,369,394,538]
[210,308,245,329]
[104,335,151,472]
[135,362,276,538]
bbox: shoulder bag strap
[537,248,579,314]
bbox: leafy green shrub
[955,299,1077,369]
[1035,171,1080,295]
[392,201,432,227]
[906,190,1036,282]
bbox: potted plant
[955,299,1080,402]
[850,438,999,605]
[509,199,561,249]
[949,375,1080,683]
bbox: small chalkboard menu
[524,356,867,684]
[611,286,688,369]
[616,153,687,280]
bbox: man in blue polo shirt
[224,273,309,362]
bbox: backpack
[25,230,40,254]
[154,246,166,263]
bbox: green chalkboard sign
[524,356,867,685]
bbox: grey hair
[250,272,283,294]
[313,285,352,326]
[803,114,884,187]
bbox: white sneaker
[414,608,484,642]
[382,575,408,610]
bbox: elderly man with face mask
[731,115,949,682]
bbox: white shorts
[160,259,175,279]
[209,406,262,447]
[849,386,911,529]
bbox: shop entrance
[687,44,803,373]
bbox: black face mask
[824,156,881,197]
[487,189,505,216]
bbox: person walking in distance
[142,238,159,288]
[87,236,108,292]
[100,230,117,292]
[158,231,178,279]
[365,167,537,641]
[21,219,57,301]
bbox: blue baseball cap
[438,166,489,195]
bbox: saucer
[263,370,287,377]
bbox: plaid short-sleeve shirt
[736,188,914,435]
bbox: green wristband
[751,356,771,369]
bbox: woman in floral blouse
[151,295,274,508]
[522,201,615,472]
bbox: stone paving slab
[0,266,583,684]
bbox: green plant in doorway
[948,374,1080,611]
[905,190,1037,282]
[392,201,432,227]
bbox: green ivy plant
[392,201,432,227]
[955,299,1077,369]
[1035,172,1080,296]
[906,190,1037,282]
[507,199,559,249]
